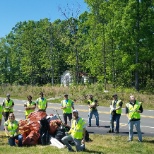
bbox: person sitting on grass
[4,113,23,147]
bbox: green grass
[0,132,154,154]
[0,84,154,109]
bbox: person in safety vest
[61,110,86,152]
[36,92,48,112]
[88,95,99,127]
[2,94,14,121]
[61,94,74,125]
[0,104,3,126]
[126,95,143,142]
[24,95,36,119]
[108,94,123,133]
[4,113,23,146]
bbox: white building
[61,70,72,86]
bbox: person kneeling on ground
[61,110,86,152]
[4,113,23,147]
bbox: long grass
[0,84,154,109]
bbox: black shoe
[108,129,114,133]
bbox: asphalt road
[0,98,154,137]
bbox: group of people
[60,93,143,152]
[0,92,48,147]
[0,92,143,152]
[108,94,143,142]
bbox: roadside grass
[0,131,154,154]
[0,84,154,109]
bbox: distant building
[61,70,72,86]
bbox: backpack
[54,125,66,142]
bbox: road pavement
[0,98,154,137]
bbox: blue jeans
[129,120,142,141]
[62,135,85,151]
[88,110,99,126]
[8,135,23,147]
[110,114,121,132]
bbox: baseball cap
[6,93,10,97]
[73,109,78,113]
[112,94,117,97]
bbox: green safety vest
[4,120,19,137]
[0,105,3,119]
[70,118,86,139]
[37,98,47,110]
[126,101,142,120]
[61,99,72,113]
[110,100,122,114]
[3,99,14,112]
[88,99,97,111]
[25,101,36,116]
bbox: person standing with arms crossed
[126,95,143,142]
[88,95,99,127]
[2,94,14,121]
[24,95,36,119]
[61,94,74,125]
[36,92,48,112]
[108,94,123,133]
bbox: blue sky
[0,0,88,38]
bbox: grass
[0,131,154,154]
[0,84,154,109]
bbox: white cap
[73,109,78,113]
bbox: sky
[0,0,89,38]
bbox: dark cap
[64,94,68,97]
[39,92,43,95]
[112,94,117,97]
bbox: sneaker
[88,125,91,127]
[138,140,142,142]
[127,140,132,142]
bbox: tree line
[0,0,153,91]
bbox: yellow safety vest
[110,100,122,114]
[61,99,73,113]
[126,101,142,120]
[3,99,14,112]
[25,101,36,116]
[69,118,86,139]
[37,98,47,110]
[4,120,19,137]
[0,105,3,119]
[88,99,97,111]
